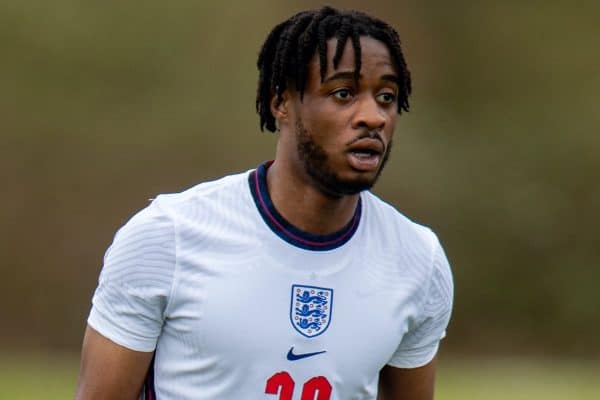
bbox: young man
[75,6,453,400]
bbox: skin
[74,326,153,400]
[75,36,436,400]
[378,360,437,400]
[268,36,398,234]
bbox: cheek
[302,108,346,142]
[383,113,397,140]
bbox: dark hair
[256,6,412,132]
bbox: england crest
[290,284,333,338]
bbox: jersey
[88,162,454,400]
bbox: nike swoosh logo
[287,347,327,361]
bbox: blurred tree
[1,0,598,356]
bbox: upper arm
[379,234,452,399]
[88,201,176,352]
[77,200,176,398]
[75,325,154,400]
[378,358,436,400]
[388,237,454,369]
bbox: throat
[267,161,360,235]
[250,161,362,251]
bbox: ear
[270,89,290,124]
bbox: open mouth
[350,149,381,158]
[347,149,382,171]
[346,137,385,171]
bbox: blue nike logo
[286,347,327,361]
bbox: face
[278,36,399,197]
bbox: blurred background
[2,0,599,398]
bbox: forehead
[310,35,395,77]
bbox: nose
[351,96,386,131]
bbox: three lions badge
[290,284,334,338]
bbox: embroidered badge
[290,284,333,338]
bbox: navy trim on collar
[248,161,361,251]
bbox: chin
[312,170,379,197]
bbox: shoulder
[118,169,258,255]
[360,191,439,257]
[105,169,251,259]
[359,191,452,298]
[147,169,252,219]
[91,170,254,351]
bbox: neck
[266,158,360,235]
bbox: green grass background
[1,354,598,400]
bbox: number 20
[265,371,332,400]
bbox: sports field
[1,353,598,399]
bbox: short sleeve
[87,200,176,352]
[387,238,454,368]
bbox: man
[75,6,453,400]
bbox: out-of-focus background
[2,0,599,398]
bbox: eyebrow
[381,74,400,85]
[323,71,400,85]
[323,71,356,83]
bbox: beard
[295,118,391,197]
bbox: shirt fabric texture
[88,164,454,400]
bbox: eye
[377,92,396,104]
[331,88,353,101]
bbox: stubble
[295,118,392,197]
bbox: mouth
[350,148,381,158]
[346,138,385,172]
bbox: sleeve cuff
[386,341,440,369]
[88,307,157,353]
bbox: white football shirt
[88,162,453,400]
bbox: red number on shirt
[265,371,295,400]
[301,376,332,400]
[265,372,331,400]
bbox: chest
[168,248,419,380]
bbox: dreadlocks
[256,6,412,132]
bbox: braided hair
[256,6,412,132]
